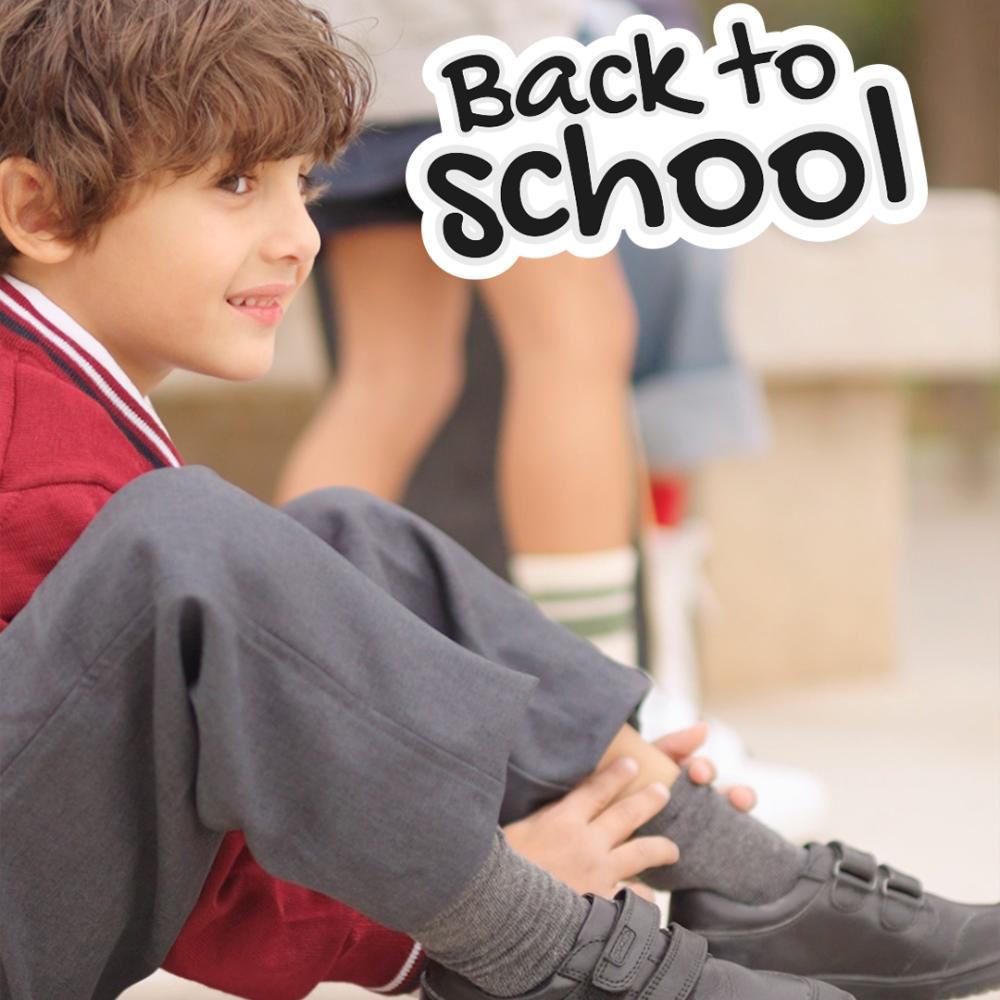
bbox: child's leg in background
[485,252,644,666]
[274,223,470,506]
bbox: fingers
[720,784,757,812]
[651,722,717,787]
[612,836,679,882]
[687,762,756,811]
[560,755,640,821]
[685,755,718,785]
[653,721,709,763]
[595,781,670,844]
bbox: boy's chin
[206,347,276,383]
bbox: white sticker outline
[405,2,927,279]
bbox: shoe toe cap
[962,900,1000,955]
[717,962,855,1000]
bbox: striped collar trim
[0,273,181,468]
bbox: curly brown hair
[0,0,373,271]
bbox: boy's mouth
[227,297,284,325]
[228,294,279,308]
[226,281,294,326]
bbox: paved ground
[123,441,1000,999]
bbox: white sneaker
[637,687,832,842]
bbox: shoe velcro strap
[880,865,923,899]
[639,924,707,1000]
[832,841,878,886]
[591,889,661,993]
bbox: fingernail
[649,782,670,798]
[619,756,638,774]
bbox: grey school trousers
[0,466,649,1000]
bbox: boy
[0,2,996,1000]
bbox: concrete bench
[697,189,999,692]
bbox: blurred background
[135,1,998,996]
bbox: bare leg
[274,225,470,505]
[480,252,639,554]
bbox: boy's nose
[266,202,323,267]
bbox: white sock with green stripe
[509,546,639,666]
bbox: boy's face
[9,155,322,394]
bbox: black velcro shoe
[422,887,855,1000]
[669,841,1000,1000]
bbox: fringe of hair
[0,0,373,269]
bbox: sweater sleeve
[163,832,425,999]
[0,480,115,631]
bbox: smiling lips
[228,299,284,325]
[226,282,294,308]
[226,282,293,324]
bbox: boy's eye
[299,174,328,206]
[216,173,326,204]
[218,174,253,195]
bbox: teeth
[230,296,277,308]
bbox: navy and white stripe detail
[0,275,180,469]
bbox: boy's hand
[503,724,757,900]
[503,756,678,900]
[653,721,758,814]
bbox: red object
[649,475,688,527]
[0,276,424,998]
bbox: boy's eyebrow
[203,154,236,177]
[201,153,319,179]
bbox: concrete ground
[123,441,1000,999]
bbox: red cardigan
[0,275,425,998]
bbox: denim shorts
[307,122,437,234]
[621,237,771,471]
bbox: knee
[500,305,638,381]
[120,467,396,549]
[339,340,465,426]
[105,466,253,571]
[280,485,420,572]
[281,484,395,535]
[112,466,231,524]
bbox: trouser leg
[0,467,647,999]
[279,484,650,822]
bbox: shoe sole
[819,953,1000,1000]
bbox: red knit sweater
[0,274,425,999]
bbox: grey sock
[637,770,808,903]
[413,829,590,997]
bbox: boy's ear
[0,157,75,264]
